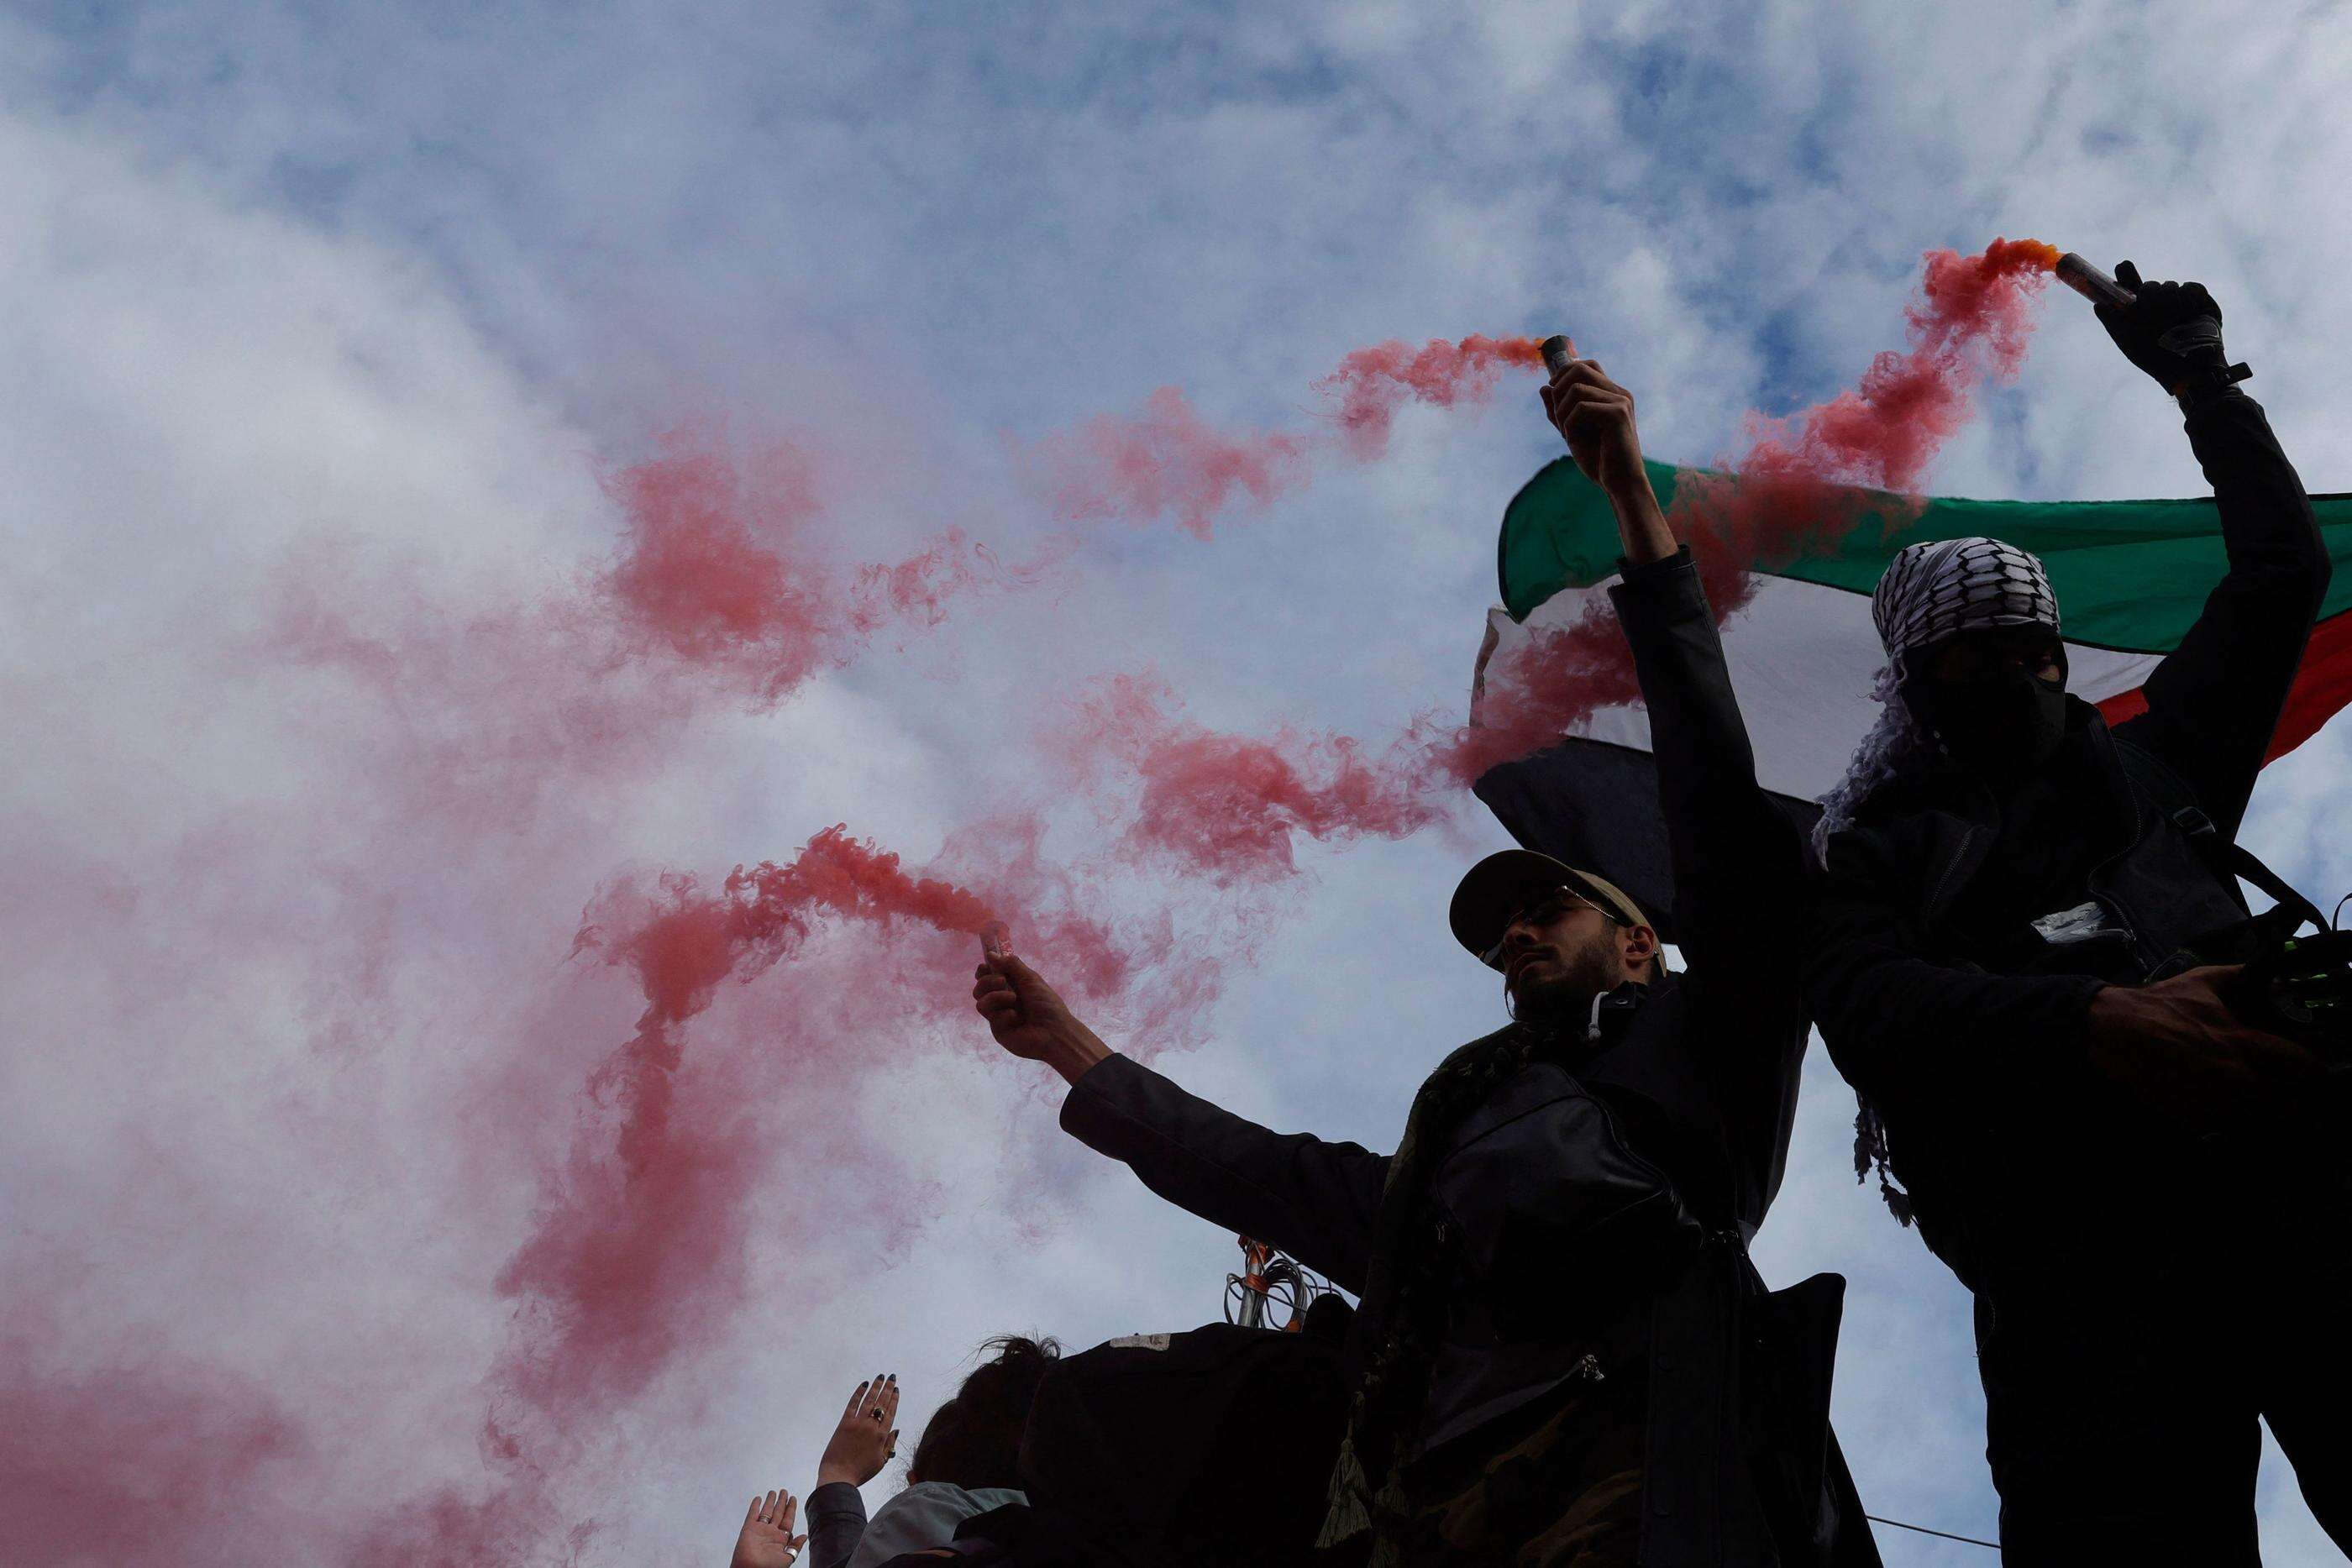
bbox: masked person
[973,359,1876,1568]
[1808,264,2343,1565]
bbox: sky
[4,3,2350,1564]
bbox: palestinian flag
[1473,457,2352,941]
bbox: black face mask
[1906,670,2070,780]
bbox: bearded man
[974,358,1876,1567]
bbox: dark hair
[906,1335,1060,1491]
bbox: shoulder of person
[1824,778,1977,885]
[1418,1025,1525,1085]
[2104,726,2204,811]
[852,1485,999,1568]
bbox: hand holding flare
[974,935,1111,1087]
[1536,337,1676,567]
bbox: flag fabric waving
[1473,457,2352,940]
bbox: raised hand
[973,952,1111,1084]
[816,1373,900,1488]
[1539,354,1646,499]
[1537,354,1675,565]
[2094,260,2235,396]
[731,1489,807,1568]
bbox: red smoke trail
[1048,241,2062,878]
[1029,335,1547,536]
[1057,674,1447,882]
[346,817,1221,1564]
[381,833,994,1559]
[1316,333,1549,460]
[616,336,1549,648]
[1448,237,2061,780]
[8,223,2053,1565]
[488,831,999,1420]
[1029,386,1315,540]
[604,430,995,703]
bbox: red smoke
[344,821,1173,1561]
[606,430,993,702]
[1058,674,1447,883]
[349,814,1229,1564]
[1027,335,1546,536]
[489,831,1000,1419]
[1316,333,1548,459]
[1450,237,2060,776]
[10,230,2064,1565]
[1029,386,1315,539]
[1042,240,2063,875]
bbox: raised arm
[974,953,1389,1293]
[1541,354,1807,975]
[1057,1053,1389,1293]
[2092,266,2329,836]
[1607,552,1807,973]
[2113,391,2327,833]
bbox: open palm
[731,1489,807,1568]
[817,1373,901,1487]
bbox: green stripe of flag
[1499,456,2352,653]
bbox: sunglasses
[1480,885,1620,969]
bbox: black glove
[2094,260,2250,399]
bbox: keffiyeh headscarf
[1812,537,2061,858]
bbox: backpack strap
[2171,806,2330,932]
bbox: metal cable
[1866,1513,1999,1550]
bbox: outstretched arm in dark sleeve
[974,951,1388,1293]
[1059,1053,1389,1294]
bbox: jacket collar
[1521,978,1654,1057]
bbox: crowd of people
[732,267,2344,1566]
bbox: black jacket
[1807,390,2332,1285]
[1063,553,1875,1566]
